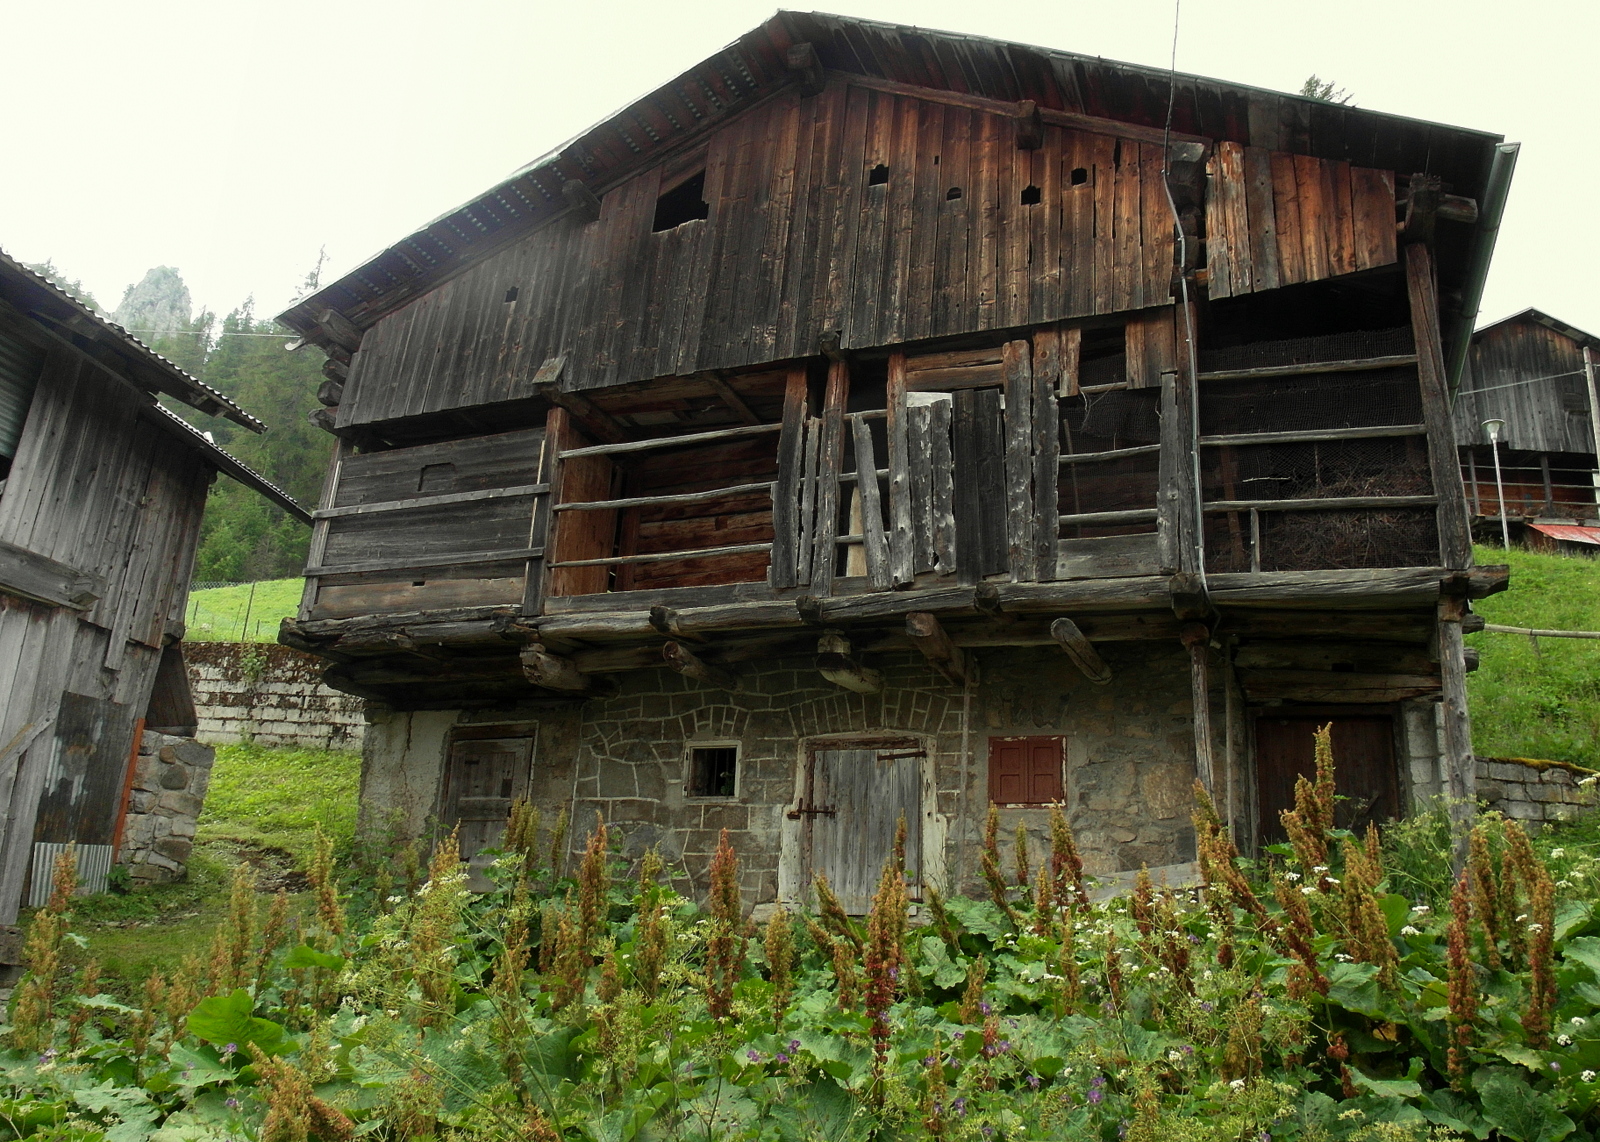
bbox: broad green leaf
[1326,961,1386,1017]
[1561,937,1600,981]
[1420,1088,1490,1140]
[941,896,1009,942]
[1476,1070,1576,1142]
[918,936,967,989]
[184,988,286,1054]
[1378,894,1412,937]
[166,1044,236,1088]
[282,944,345,971]
[1346,1068,1420,1098]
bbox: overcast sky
[4,0,1594,336]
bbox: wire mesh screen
[1205,507,1438,573]
[1198,326,1414,373]
[1201,368,1424,437]
[1059,451,1160,538]
[1060,388,1160,455]
[1200,437,1432,502]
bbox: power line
[1456,368,1587,397]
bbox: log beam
[905,612,969,685]
[1438,594,1477,871]
[662,641,738,690]
[1180,621,1217,799]
[1048,617,1112,684]
[816,632,882,694]
[520,644,595,693]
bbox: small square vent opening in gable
[653,171,710,231]
[687,745,738,797]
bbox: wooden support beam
[1158,359,1199,575]
[905,612,969,684]
[1405,243,1474,569]
[1031,330,1061,579]
[1014,99,1043,150]
[536,378,630,445]
[810,359,850,593]
[1437,594,1477,871]
[0,539,102,610]
[851,414,890,589]
[885,351,915,587]
[770,365,809,589]
[662,641,738,689]
[1048,617,1111,684]
[1180,621,1216,799]
[1002,339,1036,581]
[562,179,601,222]
[315,377,344,407]
[315,308,363,354]
[707,373,760,425]
[1169,571,1210,622]
[816,631,882,694]
[787,41,824,96]
[519,644,596,694]
[559,420,781,459]
[321,355,348,382]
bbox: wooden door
[802,745,923,913]
[440,735,533,884]
[899,388,1008,583]
[1254,714,1400,843]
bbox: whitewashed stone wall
[187,642,364,751]
[1478,757,1599,824]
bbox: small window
[688,745,738,797]
[1070,167,1089,186]
[868,163,889,186]
[503,286,519,303]
[988,736,1065,806]
[1020,184,1042,206]
[946,186,963,200]
[653,171,710,231]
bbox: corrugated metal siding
[28,842,114,906]
[0,330,44,460]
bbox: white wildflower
[1401,925,1422,936]
[1325,877,1341,886]
[1572,1017,1588,1027]
[1335,953,1353,962]
[1284,871,1301,881]
[1204,970,1213,980]
[1559,1035,1574,1046]
[1314,866,1329,874]
[1301,885,1316,896]
[1517,913,1529,922]
[1528,922,1545,933]
[1411,905,1431,915]
[1585,1070,1597,1083]
[1558,880,1574,889]
[1169,1050,1184,1063]
[1580,775,1598,787]
[1230,1078,1246,1090]
[1551,848,1567,858]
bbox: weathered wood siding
[1205,141,1397,299]
[0,345,212,922]
[339,82,1198,426]
[1453,319,1597,455]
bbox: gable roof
[279,11,1508,354]
[1475,308,1600,351]
[0,249,310,523]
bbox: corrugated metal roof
[147,402,311,524]
[0,248,265,433]
[1529,523,1600,546]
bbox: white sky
[3,0,1594,335]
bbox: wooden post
[1405,243,1474,569]
[885,352,915,586]
[770,366,809,588]
[906,612,968,684]
[809,360,851,593]
[1437,593,1477,869]
[1048,617,1111,683]
[1158,365,1200,576]
[1031,330,1061,580]
[1002,339,1036,581]
[662,641,738,690]
[852,415,891,588]
[1180,621,1216,799]
[1585,346,1600,512]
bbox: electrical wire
[1455,369,1587,397]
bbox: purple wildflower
[983,1128,995,1139]
[1199,1001,1215,1013]
[1552,1062,1563,1072]
[225,1098,241,1110]
[775,1052,790,1064]
[1028,1073,1041,1089]
[747,1049,762,1062]
[980,1001,993,1015]
[222,1043,237,1057]
[952,1097,967,1116]
[789,1039,800,1052]
[1089,1087,1104,1105]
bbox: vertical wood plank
[1405,242,1474,569]
[953,388,981,586]
[796,415,821,587]
[1438,595,1476,869]
[1326,159,1357,278]
[1031,329,1061,579]
[975,388,1008,576]
[929,396,955,574]
[852,415,891,589]
[1243,145,1281,292]
[1351,166,1398,272]
[1270,151,1305,286]
[885,351,915,586]
[1002,340,1035,580]
[809,360,851,592]
[907,400,935,571]
[1293,154,1330,283]
[1059,324,1082,399]
[769,365,810,588]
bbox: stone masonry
[188,642,365,750]
[117,731,215,884]
[1477,756,1599,824]
[362,640,1206,908]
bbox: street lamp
[1482,418,1510,550]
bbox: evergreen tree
[21,259,103,314]
[1300,75,1354,105]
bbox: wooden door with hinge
[797,741,924,913]
[440,735,534,885]
[1254,712,1400,845]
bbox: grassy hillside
[1468,544,1600,767]
[184,577,300,641]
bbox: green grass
[184,577,301,642]
[1468,543,1600,767]
[197,741,362,864]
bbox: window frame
[684,740,741,800]
[987,735,1067,807]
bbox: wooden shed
[277,14,1517,905]
[0,250,309,930]
[1452,309,1600,547]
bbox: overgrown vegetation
[1468,545,1600,768]
[8,732,1600,1140]
[185,580,303,643]
[197,742,361,867]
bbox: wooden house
[1453,309,1600,552]
[277,14,1517,906]
[0,251,309,929]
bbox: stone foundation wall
[362,641,1209,907]
[117,732,214,884]
[187,642,364,750]
[1477,756,1599,824]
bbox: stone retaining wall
[187,642,364,751]
[1477,756,1599,824]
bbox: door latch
[786,802,837,820]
